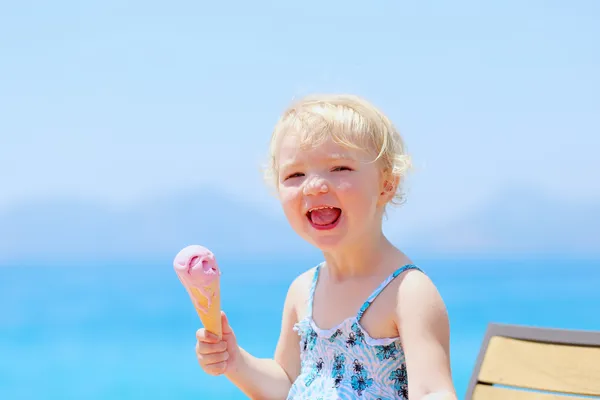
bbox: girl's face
[276,134,391,252]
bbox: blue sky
[1,1,598,257]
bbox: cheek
[336,177,361,194]
[278,188,308,235]
[337,179,378,210]
[278,186,294,201]
[278,188,301,215]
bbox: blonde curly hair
[264,93,412,206]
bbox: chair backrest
[465,323,600,399]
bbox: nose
[302,175,329,196]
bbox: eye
[332,166,353,172]
[285,172,304,180]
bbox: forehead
[276,133,370,167]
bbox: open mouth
[306,206,342,230]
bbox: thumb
[221,311,233,335]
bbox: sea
[1,257,599,399]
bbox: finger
[203,361,227,376]
[198,350,229,366]
[196,340,227,355]
[221,311,233,335]
[196,328,220,344]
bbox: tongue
[310,208,341,226]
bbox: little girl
[195,94,457,399]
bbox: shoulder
[394,267,450,335]
[292,265,318,289]
[282,264,319,314]
[288,265,318,296]
[396,266,439,302]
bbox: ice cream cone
[190,282,222,339]
[173,245,223,340]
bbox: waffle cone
[190,282,222,339]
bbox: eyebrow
[279,154,355,171]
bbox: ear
[379,172,399,204]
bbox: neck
[322,227,394,281]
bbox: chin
[305,232,349,253]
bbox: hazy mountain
[0,185,598,264]
[409,185,600,257]
[0,186,314,264]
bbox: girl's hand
[195,311,240,376]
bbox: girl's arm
[395,270,458,400]
[224,347,292,400]
[224,276,303,400]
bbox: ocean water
[1,257,599,399]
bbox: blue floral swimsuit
[287,263,423,400]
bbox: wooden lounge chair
[465,323,600,399]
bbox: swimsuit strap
[306,262,323,317]
[356,264,422,321]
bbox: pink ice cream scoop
[173,245,222,338]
